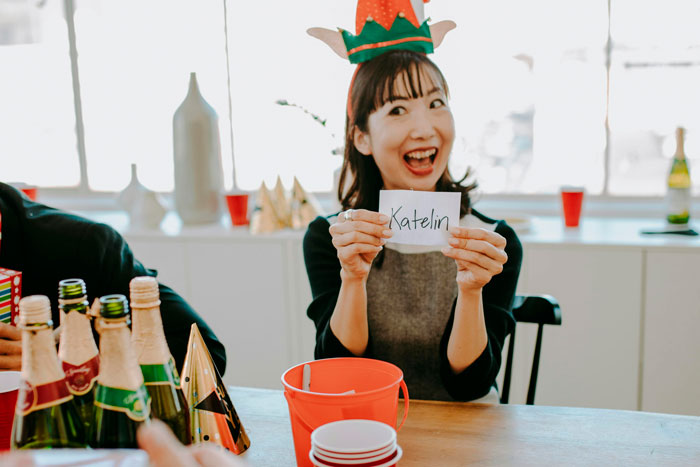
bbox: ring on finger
[344,209,354,221]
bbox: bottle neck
[675,129,686,160]
[22,326,66,386]
[58,310,98,365]
[97,320,144,390]
[131,305,171,365]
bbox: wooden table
[232,387,700,466]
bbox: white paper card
[378,190,460,245]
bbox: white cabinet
[116,216,700,414]
[642,250,700,416]
[506,246,643,410]
[125,235,307,389]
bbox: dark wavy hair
[338,50,477,218]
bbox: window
[608,0,700,196]
[0,0,79,187]
[1,0,698,197]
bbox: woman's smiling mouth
[403,148,437,175]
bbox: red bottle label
[17,379,73,416]
[62,355,100,395]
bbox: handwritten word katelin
[390,206,450,231]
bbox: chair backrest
[500,294,562,405]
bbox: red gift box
[0,268,21,326]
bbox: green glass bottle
[91,294,151,448]
[130,276,192,444]
[57,279,100,436]
[12,295,87,449]
[666,127,691,225]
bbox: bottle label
[62,355,100,395]
[666,188,691,217]
[17,379,73,416]
[141,357,181,388]
[95,384,151,422]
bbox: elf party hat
[308,0,455,64]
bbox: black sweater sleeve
[302,216,356,359]
[439,221,522,401]
[0,184,226,375]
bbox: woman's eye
[389,106,406,116]
[430,98,445,109]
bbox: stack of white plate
[309,419,403,467]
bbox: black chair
[500,294,562,405]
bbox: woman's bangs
[373,60,445,109]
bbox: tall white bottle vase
[173,72,224,224]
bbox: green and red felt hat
[308,0,455,64]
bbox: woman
[303,42,521,403]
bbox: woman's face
[353,67,455,192]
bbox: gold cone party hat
[273,176,292,228]
[291,177,322,230]
[181,323,250,454]
[249,182,284,234]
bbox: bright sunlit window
[0,0,698,197]
[0,0,79,187]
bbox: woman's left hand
[442,227,508,292]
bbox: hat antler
[308,0,455,63]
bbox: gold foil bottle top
[19,295,52,326]
[58,279,98,366]
[19,295,65,386]
[130,276,161,309]
[129,276,169,364]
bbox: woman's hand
[0,323,22,370]
[329,209,392,282]
[138,419,247,467]
[442,227,508,292]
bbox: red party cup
[560,186,585,228]
[0,371,21,450]
[8,183,37,201]
[225,194,249,226]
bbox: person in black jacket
[303,49,522,402]
[0,182,226,375]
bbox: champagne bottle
[666,126,691,225]
[130,276,192,445]
[91,294,151,448]
[12,295,86,449]
[57,279,99,435]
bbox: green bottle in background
[91,294,151,448]
[130,276,191,445]
[57,278,100,436]
[666,127,691,225]
[12,295,86,449]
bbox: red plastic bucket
[282,358,409,467]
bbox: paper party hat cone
[290,177,322,230]
[273,176,292,228]
[181,324,250,454]
[249,182,284,234]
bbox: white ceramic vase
[173,72,224,224]
[118,164,167,229]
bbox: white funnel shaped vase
[173,72,224,224]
